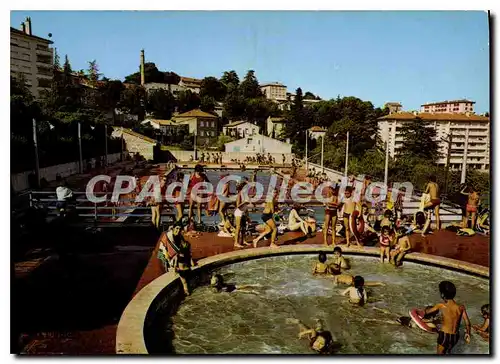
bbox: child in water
[473,304,490,342]
[312,253,330,275]
[330,264,385,287]
[378,226,393,264]
[423,280,471,354]
[342,275,368,305]
[365,306,440,332]
[210,273,262,295]
[286,318,334,354]
[332,246,349,269]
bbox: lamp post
[384,139,389,187]
[104,124,108,167]
[441,132,453,198]
[32,119,40,187]
[194,130,197,161]
[321,133,325,173]
[305,130,308,174]
[460,125,469,184]
[78,122,83,173]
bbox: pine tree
[397,117,440,162]
[87,60,100,83]
[240,70,262,99]
[53,48,61,72]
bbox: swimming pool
[164,255,489,354]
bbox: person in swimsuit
[365,306,440,331]
[380,209,394,230]
[331,246,349,269]
[175,228,196,296]
[286,318,334,354]
[323,184,339,247]
[422,175,441,235]
[288,204,313,238]
[378,226,393,264]
[339,187,357,247]
[423,281,471,354]
[188,164,209,225]
[342,275,368,306]
[252,191,279,248]
[312,253,330,275]
[390,229,412,267]
[210,273,261,294]
[465,187,480,229]
[473,304,490,342]
[218,174,232,226]
[330,264,385,286]
[233,181,249,248]
[158,222,183,272]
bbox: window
[200,130,204,136]
[212,121,215,128]
[247,138,252,144]
[200,121,205,127]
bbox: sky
[10,11,490,112]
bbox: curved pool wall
[116,245,489,354]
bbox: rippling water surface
[169,255,490,354]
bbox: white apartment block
[378,112,490,171]
[421,99,475,114]
[261,82,287,101]
[10,17,54,98]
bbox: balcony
[36,55,52,65]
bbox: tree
[147,89,176,120]
[98,80,125,123]
[397,117,440,162]
[240,70,262,99]
[216,134,235,151]
[176,90,201,113]
[200,76,227,101]
[63,55,72,77]
[304,91,316,100]
[124,62,164,84]
[53,48,61,72]
[164,71,181,86]
[223,89,246,121]
[118,85,146,122]
[200,95,216,113]
[87,60,100,84]
[221,70,239,91]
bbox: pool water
[169,255,489,354]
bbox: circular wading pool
[117,248,489,355]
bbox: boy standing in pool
[339,187,357,247]
[422,281,471,354]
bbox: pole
[32,118,40,188]
[78,122,83,173]
[120,127,124,161]
[194,131,197,161]
[305,130,308,175]
[104,124,108,167]
[443,133,452,197]
[460,124,469,184]
[384,139,389,187]
[321,135,325,173]
[344,131,349,177]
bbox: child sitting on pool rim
[174,222,196,296]
[209,273,262,295]
[422,280,471,354]
[473,304,490,342]
[286,318,334,354]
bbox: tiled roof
[180,76,202,85]
[385,102,402,106]
[421,99,475,106]
[121,128,157,144]
[378,112,489,122]
[10,27,53,44]
[261,82,286,87]
[268,117,285,123]
[224,120,252,128]
[175,109,218,119]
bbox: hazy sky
[11,11,490,112]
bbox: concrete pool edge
[115,245,489,354]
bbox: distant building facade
[267,117,286,138]
[378,111,490,171]
[223,121,260,139]
[384,102,403,114]
[225,134,292,154]
[173,109,219,147]
[421,99,475,114]
[261,82,287,102]
[10,17,54,98]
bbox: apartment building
[378,112,490,171]
[179,77,202,94]
[10,17,54,98]
[261,82,287,101]
[421,99,475,114]
[172,109,219,147]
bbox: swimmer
[378,226,394,264]
[286,318,334,354]
[342,275,368,306]
[331,246,349,269]
[210,273,261,295]
[422,280,471,354]
[330,264,385,287]
[472,304,489,342]
[365,306,440,332]
[312,253,330,275]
